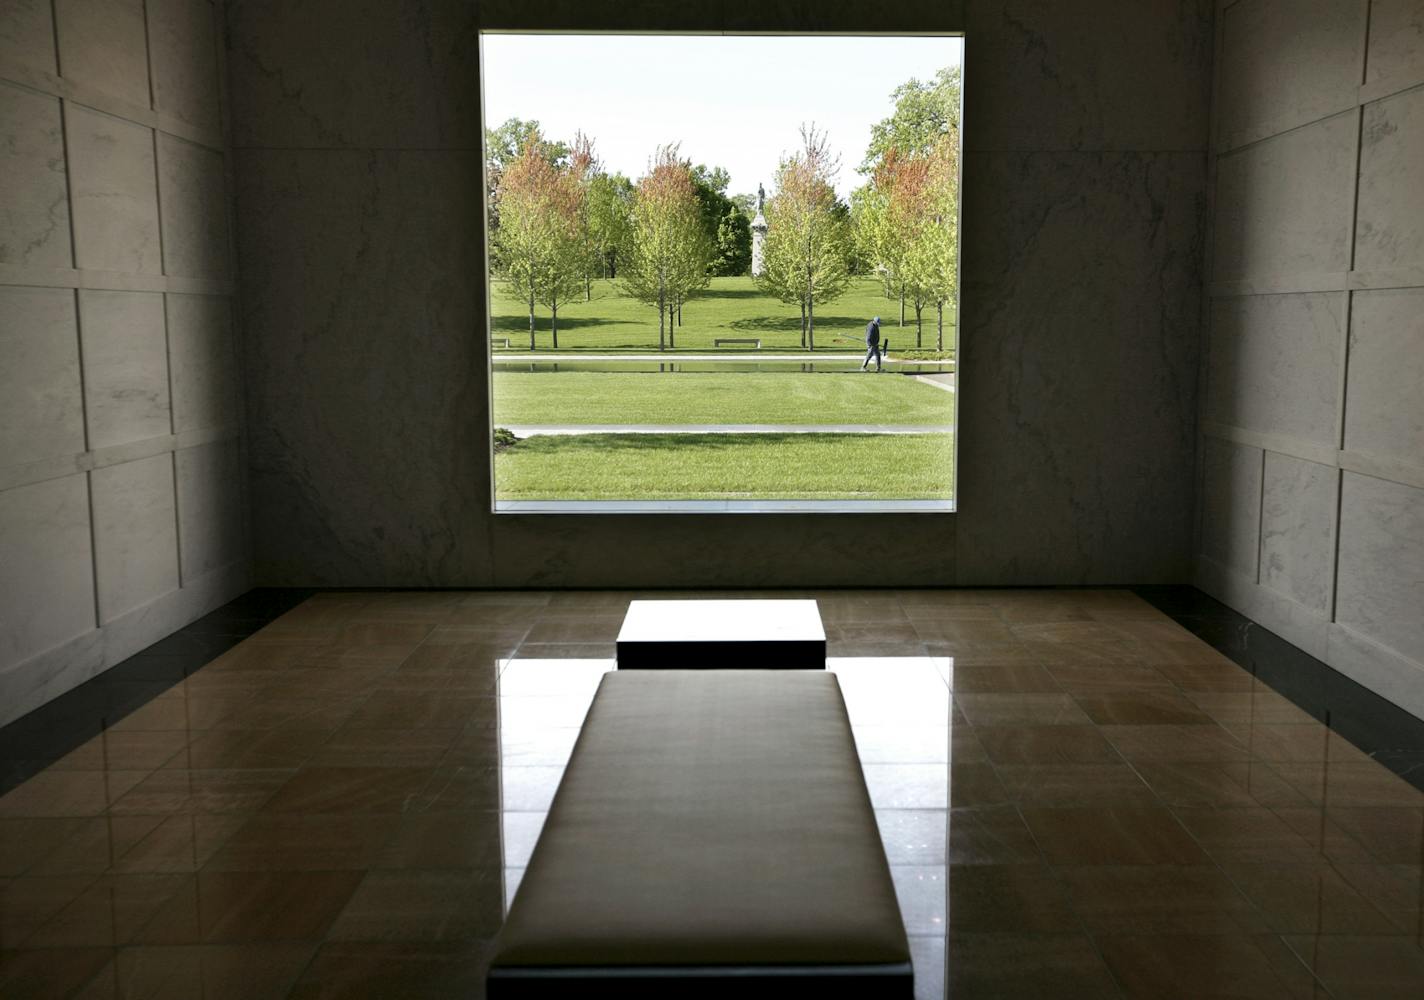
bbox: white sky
[482,34,962,202]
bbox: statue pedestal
[751,210,767,277]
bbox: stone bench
[487,670,912,998]
[616,599,826,669]
[492,336,511,348]
[713,337,761,348]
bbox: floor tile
[204,814,402,871]
[111,770,292,816]
[875,809,948,865]
[1221,862,1399,934]
[1021,805,1207,865]
[81,942,315,1000]
[956,694,1093,727]
[889,866,946,935]
[1074,692,1214,726]
[286,940,493,999]
[976,725,1121,765]
[260,767,434,815]
[137,870,362,944]
[947,805,1042,865]
[947,863,1077,932]
[862,764,950,809]
[1280,934,1424,999]
[1056,865,1268,933]
[945,932,1119,999]
[0,947,114,1000]
[1133,760,1312,809]
[996,763,1156,806]
[949,664,1064,693]
[377,812,503,870]
[26,873,188,946]
[1097,933,1311,999]
[327,870,502,941]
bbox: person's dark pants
[862,343,881,370]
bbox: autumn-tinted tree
[912,138,960,351]
[621,145,710,350]
[484,117,568,235]
[494,132,583,350]
[756,126,852,350]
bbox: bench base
[616,637,825,669]
[488,961,914,998]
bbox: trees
[484,117,568,236]
[585,172,633,279]
[756,126,852,350]
[911,138,960,351]
[494,132,584,350]
[859,67,962,174]
[692,164,752,277]
[621,145,710,350]
[854,65,963,350]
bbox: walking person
[861,316,883,372]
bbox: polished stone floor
[2,588,1423,998]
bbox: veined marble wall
[229,0,1209,588]
[0,0,247,727]
[1198,0,1424,720]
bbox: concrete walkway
[503,424,955,436]
[494,352,950,366]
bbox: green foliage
[484,117,569,232]
[756,126,854,348]
[488,275,951,352]
[585,173,634,278]
[692,168,752,277]
[858,67,962,174]
[621,145,713,348]
[493,427,519,452]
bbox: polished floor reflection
[1,588,1423,998]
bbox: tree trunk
[899,283,905,326]
[667,301,675,349]
[528,286,536,352]
[936,301,944,351]
[807,294,815,351]
[585,274,591,302]
[658,279,665,351]
[677,299,682,326]
[915,302,923,348]
[551,296,559,350]
[799,300,807,348]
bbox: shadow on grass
[491,315,630,333]
[728,314,868,334]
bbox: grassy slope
[494,433,955,500]
[492,371,954,425]
[490,275,955,353]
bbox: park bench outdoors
[713,337,761,348]
[486,669,913,998]
[491,336,511,349]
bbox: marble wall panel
[1260,452,1337,613]
[237,148,488,585]
[1213,112,1356,282]
[1345,288,1424,470]
[157,133,231,279]
[176,440,245,582]
[962,0,1212,152]
[1355,87,1424,273]
[0,83,72,269]
[1336,472,1424,664]
[0,286,83,471]
[65,104,161,274]
[168,293,240,434]
[954,151,1203,583]
[147,0,222,132]
[0,475,94,665]
[1200,437,1262,578]
[0,0,56,75]
[1205,293,1341,446]
[90,454,179,622]
[1366,0,1424,91]
[1217,0,1363,143]
[225,0,480,149]
[54,0,150,108]
[78,290,171,450]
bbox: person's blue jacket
[866,319,881,345]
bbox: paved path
[503,424,955,436]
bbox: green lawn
[492,372,954,426]
[490,275,956,353]
[494,433,955,501]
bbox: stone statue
[751,182,768,277]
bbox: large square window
[482,33,962,512]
